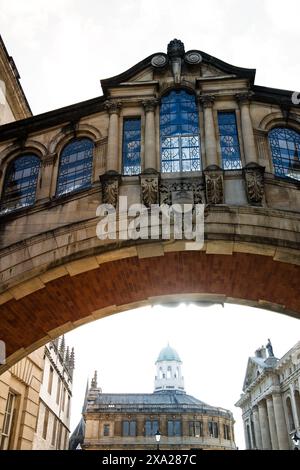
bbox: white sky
[1,0,300,451]
[65,304,300,450]
[0,0,299,115]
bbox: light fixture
[155,430,161,450]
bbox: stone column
[105,100,121,172]
[236,92,258,164]
[143,99,157,171]
[266,396,279,449]
[200,95,218,167]
[252,406,262,449]
[258,401,272,449]
[289,383,300,429]
[273,393,290,450]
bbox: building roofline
[0,35,32,116]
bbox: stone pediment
[242,358,264,391]
[101,39,256,94]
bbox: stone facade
[235,341,300,450]
[0,336,74,450]
[0,38,300,372]
[70,346,236,450]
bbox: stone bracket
[100,171,121,208]
[203,165,224,205]
[243,162,265,205]
[139,170,160,208]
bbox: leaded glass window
[122,118,141,175]
[218,111,242,169]
[269,128,300,181]
[56,138,93,197]
[0,155,40,215]
[160,90,201,173]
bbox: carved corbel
[243,162,265,205]
[139,170,160,208]
[203,165,224,205]
[100,171,121,208]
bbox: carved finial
[167,39,185,58]
[59,335,65,356]
[65,346,70,364]
[91,370,98,388]
[69,347,75,370]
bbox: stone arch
[258,112,300,133]
[49,123,103,155]
[0,140,46,198]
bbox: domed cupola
[154,344,185,393]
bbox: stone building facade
[235,341,300,450]
[70,345,236,450]
[0,336,74,450]
[0,37,300,378]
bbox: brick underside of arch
[0,250,300,369]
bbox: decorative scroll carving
[243,162,265,204]
[104,100,122,115]
[203,165,224,205]
[142,99,158,113]
[140,172,159,207]
[100,171,120,208]
[235,91,254,105]
[159,178,204,206]
[199,94,215,108]
[151,39,202,84]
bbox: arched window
[0,154,40,215]
[269,128,300,180]
[56,138,94,197]
[167,366,171,379]
[286,396,295,432]
[160,90,201,173]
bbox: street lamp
[292,431,300,450]
[155,430,161,451]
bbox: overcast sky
[1,0,299,451]
[0,0,299,115]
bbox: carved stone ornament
[184,51,202,65]
[100,171,121,208]
[104,100,122,115]
[140,172,159,207]
[142,99,158,113]
[159,178,204,206]
[199,94,215,108]
[151,54,168,68]
[203,165,224,205]
[243,162,265,204]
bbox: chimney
[255,346,266,359]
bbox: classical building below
[70,345,236,450]
[235,340,300,450]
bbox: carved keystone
[243,162,265,205]
[100,171,121,208]
[203,165,224,205]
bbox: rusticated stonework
[203,166,224,205]
[100,171,120,207]
[243,162,265,204]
